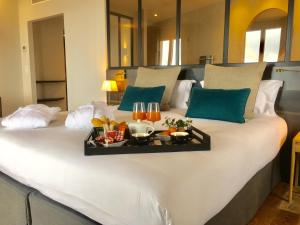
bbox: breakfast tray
[84,126,210,156]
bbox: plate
[101,140,128,148]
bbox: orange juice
[133,111,146,120]
[146,111,161,122]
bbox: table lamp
[101,80,118,105]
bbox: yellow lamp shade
[101,80,118,92]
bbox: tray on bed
[84,126,210,156]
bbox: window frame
[106,0,298,69]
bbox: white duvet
[0,109,287,225]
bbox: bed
[0,108,287,225]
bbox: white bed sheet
[0,109,287,225]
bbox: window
[160,40,170,65]
[181,0,225,65]
[244,28,282,63]
[244,30,261,63]
[171,39,181,65]
[263,28,282,62]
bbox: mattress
[0,109,287,225]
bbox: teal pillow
[186,88,251,123]
[118,86,166,111]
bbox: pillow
[204,63,266,118]
[201,79,284,116]
[170,80,196,109]
[200,80,204,88]
[186,88,251,123]
[135,67,181,110]
[118,86,166,111]
[254,80,283,116]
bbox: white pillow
[170,80,196,109]
[254,80,283,116]
[1,104,61,129]
[200,80,283,116]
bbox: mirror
[181,0,225,65]
[244,9,287,63]
[109,0,138,67]
[292,0,300,61]
[142,0,177,66]
[229,0,288,63]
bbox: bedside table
[289,132,300,203]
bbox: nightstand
[289,132,300,203]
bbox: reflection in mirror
[142,0,177,66]
[109,0,138,67]
[292,0,300,61]
[181,0,225,65]
[244,9,287,63]
[229,0,288,63]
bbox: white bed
[0,109,287,225]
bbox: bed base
[0,155,281,225]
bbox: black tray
[84,126,210,156]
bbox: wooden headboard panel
[107,64,300,181]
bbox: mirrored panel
[142,0,177,66]
[292,0,300,61]
[181,0,225,65]
[229,0,288,63]
[109,0,138,67]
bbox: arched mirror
[244,8,287,63]
[229,0,288,63]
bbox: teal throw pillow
[186,88,251,123]
[118,86,166,111]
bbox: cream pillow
[135,67,181,110]
[204,63,266,118]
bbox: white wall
[18,0,107,110]
[0,0,24,116]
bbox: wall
[229,0,288,63]
[18,0,107,110]
[0,0,24,116]
[291,0,300,61]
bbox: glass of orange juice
[132,102,146,121]
[146,102,161,125]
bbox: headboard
[107,64,300,181]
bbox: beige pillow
[135,67,181,110]
[204,63,266,118]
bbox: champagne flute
[132,102,146,121]
[146,102,161,126]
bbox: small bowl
[131,133,151,145]
[156,133,171,142]
[170,132,190,144]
